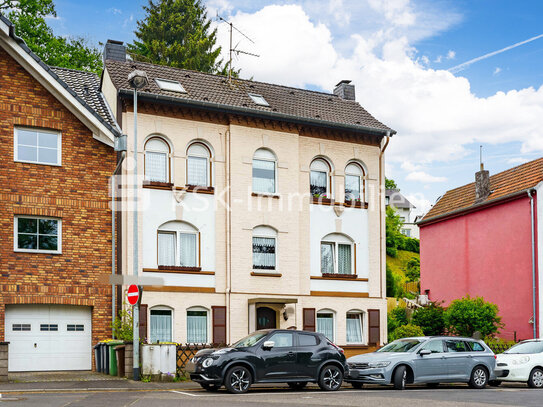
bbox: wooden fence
[176,343,227,375]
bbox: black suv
[187,329,348,393]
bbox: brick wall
[0,47,116,346]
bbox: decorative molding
[251,272,282,277]
[310,291,369,298]
[143,267,213,275]
[333,205,344,217]
[311,275,368,282]
[144,286,216,293]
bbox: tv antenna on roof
[217,13,259,84]
[480,145,484,171]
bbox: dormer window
[155,78,186,93]
[248,93,269,106]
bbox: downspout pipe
[529,189,537,339]
[379,131,391,299]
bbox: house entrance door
[257,307,276,330]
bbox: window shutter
[139,304,148,341]
[368,309,380,345]
[303,308,316,332]
[212,306,227,345]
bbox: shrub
[111,306,133,341]
[386,265,398,297]
[412,302,445,336]
[405,257,420,282]
[389,324,424,341]
[387,306,408,341]
[444,296,503,338]
[399,237,420,253]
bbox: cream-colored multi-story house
[101,40,395,351]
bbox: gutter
[379,132,391,299]
[118,89,396,138]
[418,188,536,227]
[528,189,537,339]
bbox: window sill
[14,249,61,255]
[177,185,215,194]
[312,274,368,281]
[251,271,282,277]
[15,159,61,167]
[144,267,213,275]
[311,197,334,205]
[343,201,368,209]
[143,181,173,190]
[251,192,280,199]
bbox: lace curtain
[317,314,334,341]
[187,156,208,186]
[179,233,197,267]
[346,314,363,343]
[158,232,175,266]
[321,243,334,273]
[253,237,276,269]
[310,171,327,195]
[187,311,207,343]
[150,310,172,343]
[145,152,167,182]
[338,244,352,274]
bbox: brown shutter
[303,308,316,331]
[368,309,380,345]
[139,304,148,342]
[212,306,227,345]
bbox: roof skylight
[155,78,186,93]
[248,93,269,106]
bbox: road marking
[170,390,201,397]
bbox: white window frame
[186,306,209,344]
[248,93,269,106]
[320,234,355,275]
[316,310,335,342]
[252,148,277,195]
[346,311,365,344]
[157,222,199,268]
[345,162,365,202]
[14,127,62,166]
[310,158,332,198]
[14,216,62,254]
[155,78,186,93]
[252,226,278,273]
[186,142,212,187]
[144,137,171,183]
[149,306,174,343]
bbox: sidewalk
[0,371,201,393]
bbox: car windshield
[504,341,543,354]
[376,339,422,353]
[232,332,267,348]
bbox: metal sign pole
[132,86,140,381]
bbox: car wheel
[224,366,252,394]
[489,380,502,387]
[200,383,221,392]
[393,366,407,390]
[351,382,364,389]
[528,368,543,388]
[288,381,308,390]
[469,366,488,389]
[318,365,343,391]
[426,383,439,388]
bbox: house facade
[419,159,543,341]
[102,42,394,349]
[385,189,418,239]
[0,17,119,371]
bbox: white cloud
[406,171,447,183]
[434,55,442,63]
[493,67,502,75]
[446,50,455,59]
[507,157,529,165]
[206,0,233,17]
[405,192,432,216]
[107,8,122,15]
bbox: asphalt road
[1,384,542,407]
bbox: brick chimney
[333,80,355,101]
[475,163,490,202]
[104,40,126,62]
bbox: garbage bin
[115,345,125,378]
[101,342,109,375]
[107,340,124,376]
[93,344,102,372]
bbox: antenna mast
[480,145,484,171]
[217,13,259,84]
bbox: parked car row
[186,329,543,394]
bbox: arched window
[310,158,332,197]
[186,142,211,187]
[346,310,364,344]
[252,225,277,271]
[320,233,354,275]
[157,221,199,268]
[187,306,208,343]
[317,309,335,341]
[345,162,365,202]
[150,306,173,343]
[252,148,277,194]
[144,137,170,183]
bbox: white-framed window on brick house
[186,142,212,187]
[14,127,61,166]
[320,233,354,275]
[252,148,277,194]
[252,225,277,271]
[346,311,364,344]
[144,137,170,183]
[187,307,208,343]
[157,221,199,268]
[310,158,332,198]
[345,162,365,202]
[14,216,61,254]
[316,310,335,342]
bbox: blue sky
[49,0,543,214]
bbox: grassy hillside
[387,249,420,290]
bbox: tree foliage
[111,306,133,341]
[3,0,103,73]
[385,206,402,257]
[386,264,399,297]
[444,296,503,338]
[389,323,424,341]
[387,306,408,340]
[385,178,398,190]
[412,302,445,336]
[405,257,420,282]
[129,0,229,74]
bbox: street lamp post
[128,69,148,381]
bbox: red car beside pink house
[419,158,543,341]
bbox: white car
[493,340,543,388]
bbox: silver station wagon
[345,336,496,390]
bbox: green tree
[405,257,420,282]
[387,306,408,340]
[445,296,503,338]
[129,0,228,74]
[386,206,403,257]
[111,306,133,341]
[412,302,445,336]
[3,0,103,73]
[385,178,398,190]
[389,324,424,341]
[386,264,398,297]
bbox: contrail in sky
[448,33,543,73]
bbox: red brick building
[0,16,120,371]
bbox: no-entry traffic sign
[127,284,140,306]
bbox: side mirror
[263,341,275,349]
[419,349,431,356]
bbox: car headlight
[368,361,391,368]
[512,356,530,365]
[202,358,214,368]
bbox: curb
[0,387,202,395]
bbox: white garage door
[5,305,92,372]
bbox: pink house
[419,158,543,341]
